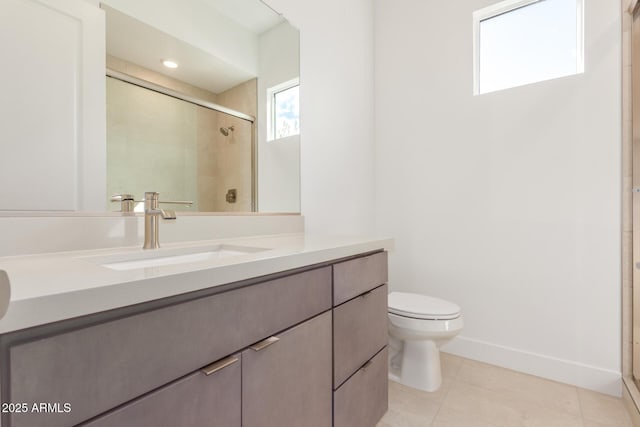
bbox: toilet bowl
[388,292,463,392]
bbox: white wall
[262,0,376,235]
[101,0,258,75]
[0,213,303,257]
[375,0,622,395]
[0,0,105,211]
[258,23,300,212]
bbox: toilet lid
[388,292,461,320]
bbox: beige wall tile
[197,177,218,212]
[625,30,632,68]
[624,285,633,377]
[210,115,253,212]
[106,78,198,211]
[624,65,632,123]
[624,120,633,178]
[624,0,634,32]
[624,176,633,232]
[106,55,218,104]
[106,55,126,71]
[106,57,257,213]
[624,231,633,282]
[217,78,258,118]
[107,76,254,212]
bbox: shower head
[219,126,235,136]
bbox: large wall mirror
[101,0,300,213]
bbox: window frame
[472,0,584,95]
[267,78,300,142]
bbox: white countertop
[0,233,393,333]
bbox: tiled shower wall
[105,56,256,212]
[213,79,257,212]
[106,55,219,104]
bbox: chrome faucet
[143,192,193,249]
[110,194,136,213]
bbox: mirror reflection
[101,0,300,213]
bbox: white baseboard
[442,335,622,397]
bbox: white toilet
[387,292,463,392]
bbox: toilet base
[387,311,463,393]
[392,339,442,392]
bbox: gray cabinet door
[333,284,388,387]
[334,347,389,427]
[242,311,332,427]
[79,355,241,427]
[7,267,331,427]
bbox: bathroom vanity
[0,235,390,427]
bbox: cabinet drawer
[334,347,388,427]
[243,311,332,427]
[333,284,388,387]
[333,252,387,306]
[79,354,241,427]
[7,267,331,427]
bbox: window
[268,79,300,141]
[473,0,584,95]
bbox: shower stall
[628,0,640,414]
[105,69,257,213]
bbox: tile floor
[377,353,633,427]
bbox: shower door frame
[632,0,640,387]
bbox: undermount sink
[80,244,268,271]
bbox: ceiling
[104,0,285,94]
[201,0,284,35]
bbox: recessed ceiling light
[162,60,178,69]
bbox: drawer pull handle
[201,356,239,376]
[250,336,280,351]
[361,360,374,372]
[361,290,373,299]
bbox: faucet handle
[111,193,134,202]
[160,209,177,220]
[110,194,136,213]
